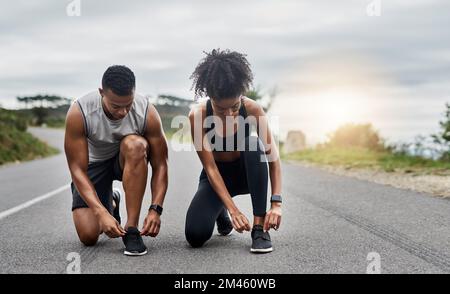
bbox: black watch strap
[270,195,282,203]
[149,204,163,215]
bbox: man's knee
[120,135,148,161]
[73,208,100,246]
[78,233,99,247]
[75,221,100,246]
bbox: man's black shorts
[71,153,123,212]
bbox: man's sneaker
[122,227,148,256]
[250,225,273,254]
[112,189,121,225]
[216,208,233,236]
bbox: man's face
[99,88,134,120]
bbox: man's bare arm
[144,104,168,207]
[140,104,168,237]
[64,103,125,237]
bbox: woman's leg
[185,136,268,247]
[241,136,269,225]
[185,179,225,248]
[240,136,273,253]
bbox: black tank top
[205,98,250,152]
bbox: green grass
[42,118,66,128]
[0,108,59,165]
[283,146,450,175]
[0,125,59,165]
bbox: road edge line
[0,184,70,221]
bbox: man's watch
[149,204,163,215]
[270,195,282,203]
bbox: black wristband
[149,204,163,215]
[270,195,282,203]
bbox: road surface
[0,127,449,274]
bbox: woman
[185,49,283,253]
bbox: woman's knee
[184,181,222,248]
[185,226,211,248]
[185,210,214,248]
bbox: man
[64,65,168,256]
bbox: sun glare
[307,89,367,133]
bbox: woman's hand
[264,204,282,232]
[229,210,251,233]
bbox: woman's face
[211,95,242,117]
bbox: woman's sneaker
[122,227,148,256]
[250,225,273,253]
[216,209,233,236]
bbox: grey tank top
[75,91,149,163]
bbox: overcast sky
[1,0,449,143]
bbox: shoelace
[126,231,140,243]
[252,230,271,241]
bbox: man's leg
[73,208,101,246]
[119,135,149,230]
[71,160,115,246]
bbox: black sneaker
[122,227,148,256]
[250,225,273,254]
[216,208,233,236]
[112,189,121,225]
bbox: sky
[0,0,449,144]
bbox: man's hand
[230,210,251,233]
[263,204,282,232]
[97,210,126,238]
[141,209,161,237]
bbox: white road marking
[0,184,70,220]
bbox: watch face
[271,195,282,202]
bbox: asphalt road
[0,127,449,274]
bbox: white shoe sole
[250,247,273,253]
[124,249,148,256]
[217,229,233,236]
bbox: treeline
[16,94,71,127]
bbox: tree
[17,96,31,109]
[431,102,450,161]
[17,94,70,109]
[245,86,263,101]
[326,123,385,151]
[245,85,279,112]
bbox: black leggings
[185,136,269,248]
